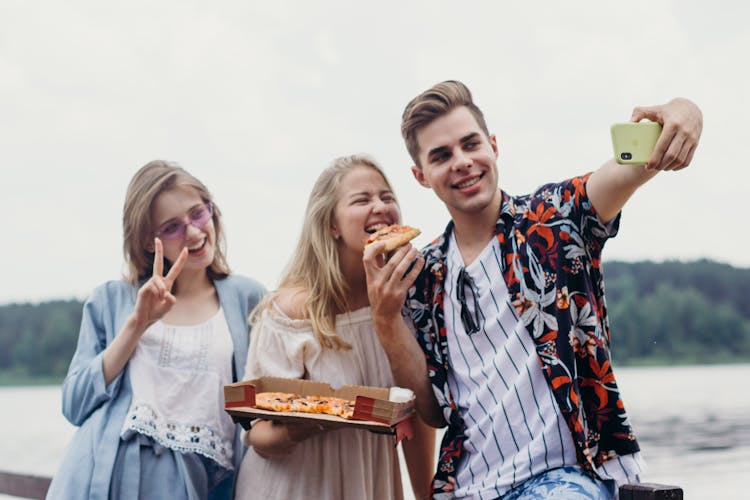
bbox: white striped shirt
[444,234,643,499]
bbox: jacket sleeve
[61,284,125,426]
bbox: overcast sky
[1,1,747,304]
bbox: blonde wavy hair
[122,159,230,286]
[252,154,396,350]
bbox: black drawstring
[456,267,481,335]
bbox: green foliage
[0,300,82,382]
[603,259,750,364]
[604,259,750,318]
[0,259,748,384]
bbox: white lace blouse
[121,308,237,470]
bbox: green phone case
[610,121,662,165]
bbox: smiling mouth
[187,239,207,253]
[454,173,483,189]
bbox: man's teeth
[457,177,480,189]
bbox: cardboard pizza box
[224,376,415,435]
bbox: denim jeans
[499,466,616,499]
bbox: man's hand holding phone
[611,98,702,172]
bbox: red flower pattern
[408,174,640,498]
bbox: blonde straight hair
[122,159,230,287]
[252,154,396,350]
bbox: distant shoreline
[4,359,750,387]
[0,374,64,387]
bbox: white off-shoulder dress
[234,306,404,500]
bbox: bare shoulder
[272,286,309,320]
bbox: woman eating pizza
[234,155,434,500]
[46,160,266,500]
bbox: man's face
[412,106,500,219]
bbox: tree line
[1,259,748,384]
[604,259,750,364]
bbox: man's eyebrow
[427,132,481,158]
[460,132,481,143]
[427,145,449,158]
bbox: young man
[364,81,702,499]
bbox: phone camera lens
[621,152,632,160]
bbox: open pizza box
[224,376,415,439]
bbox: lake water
[1,364,748,499]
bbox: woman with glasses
[234,155,434,500]
[46,160,266,500]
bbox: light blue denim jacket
[46,275,265,500]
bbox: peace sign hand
[132,237,188,333]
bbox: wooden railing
[0,471,51,499]
[620,482,683,499]
[0,469,681,499]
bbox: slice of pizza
[365,224,421,253]
[292,396,329,414]
[254,392,301,412]
[326,397,356,419]
[254,392,356,420]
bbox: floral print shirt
[407,174,640,498]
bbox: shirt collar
[424,189,515,268]
[495,190,516,237]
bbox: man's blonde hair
[251,155,396,350]
[401,80,490,167]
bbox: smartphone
[610,121,662,165]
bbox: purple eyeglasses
[154,202,214,240]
